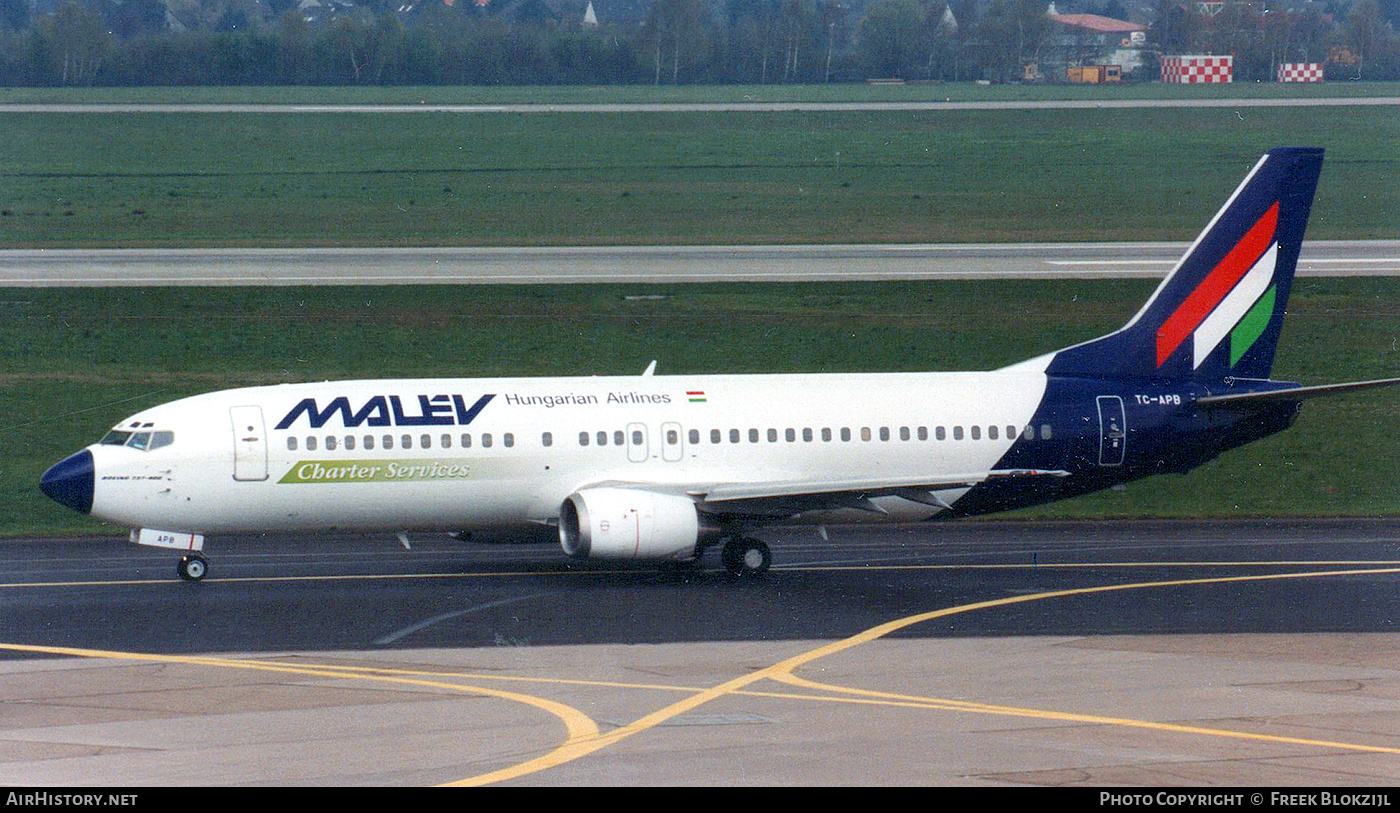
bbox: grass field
[7,278,1400,536]
[4,88,1399,535]
[1,103,1397,248]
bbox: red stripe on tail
[1155,202,1279,367]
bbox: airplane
[38,146,1400,582]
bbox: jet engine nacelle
[559,487,707,561]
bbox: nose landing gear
[177,554,208,582]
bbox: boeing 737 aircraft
[39,147,1400,581]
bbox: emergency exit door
[661,421,684,462]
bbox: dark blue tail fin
[1046,147,1324,382]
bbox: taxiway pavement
[2,519,1398,786]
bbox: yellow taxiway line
[3,564,1398,784]
[447,564,1400,784]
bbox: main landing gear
[720,536,771,578]
[177,554,208,582]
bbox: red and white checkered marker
[1161,55,1234,83]
[1277,62,1324,82]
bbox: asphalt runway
[3,518,1399,786]
[6,97,1400,114]
[2,240,1397,286]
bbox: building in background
[1044,9,1147,80]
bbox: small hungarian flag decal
[686,390,707,402]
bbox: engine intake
[559,487,709,561]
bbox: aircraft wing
[686,469,1070,515]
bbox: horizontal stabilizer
[1195,377,1400,406]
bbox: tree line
[0,0,1397,86]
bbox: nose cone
[40,450,94,515]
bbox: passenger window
[730,429,740,443]
[840,428,851,442]
[711,429,722,444]
[666,429,679,445]
[803,428,813,442]
[899,427,910,441]
[504,433,514,448]
[860,427,871,442]
[785,428,796,442]
[1023,426,1034,440]
[542,432,553,447]
[421,434,432,449]
[287,437,298,451]
[822,428,832,442]
[936,426,946,441]
[766,428,777,442]
[441,434,452,449]
[579,431,590,446]
[879,427,890,441]
[461,433,472,448]
[402,435,412,449]
[597,431,608,446]
[989,426,998,440]
[749,428,759,443]
[953,426,964,440]
[614,430,624,446]
[918,426,928,441]
[482,433,493,448]
[345,435,356,450]
[632,430,643,445]
[382,435,393,450]
[689,429,700,444]
[365,435,375,450]
[1040,424,1053,440]
[326,436,337,451]
[1007,425,1016,439]
[307,436,318,451]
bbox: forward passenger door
[230,405,269,481]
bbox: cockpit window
[100,429,175,451]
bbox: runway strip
[2,240,1397,285]
[6,98,1400,114]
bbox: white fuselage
[41,148,1334,580]
[85,369,1051,535]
